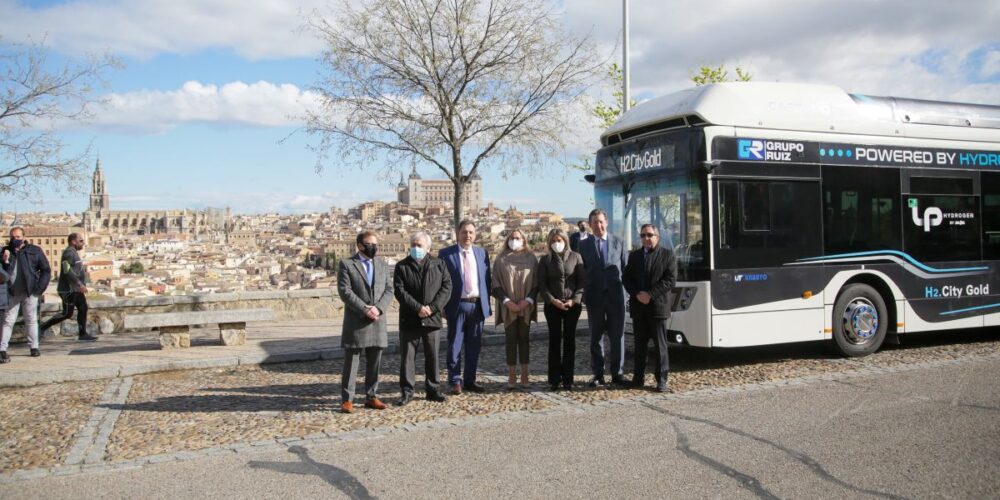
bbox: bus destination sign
[597,135,677,180]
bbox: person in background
[537,228,584,391]
[0,267,9,363]
[569,220,590,253]
[393,231,451,405]
[40,233,98,341]
[337,230,394,413]
[0,227,50,362]
[492,229,538,389]
[623,224,677,393]
[439,220,492,394]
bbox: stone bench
[123,308,276,349]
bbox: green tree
[691,64,752,86]
[119,261,144,274]
[592,63,637,129]
[570,63,636,172]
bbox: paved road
[4,355,997,499]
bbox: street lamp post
[622,0,630,113]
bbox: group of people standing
[336,209,677,413]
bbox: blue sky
[2,0,998,216]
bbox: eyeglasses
[640,233,656,238]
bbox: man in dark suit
[439,219,492,394]
[336,230,394,413]
[1,226,51,362]
[623,224,677,392]
[569,220,590,253]
[578,209,628,387]
[393,231,452,405]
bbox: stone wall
[17,289,377,338]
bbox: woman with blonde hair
[491,229,538,388]
[537,227,584,390]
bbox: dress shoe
[452,383,462,395]
[426,392,447,403]
[462,383,486,393]
[549,384,560,391]
[629,377,645,388]
[562,383,573,391]
[79,334,98,342]
[29,348,40,357]
[587,377,604,388]
[396,393,413,407]
[0,351,9,364]
[341,401,354,414]
[365,398,387,410]
[656,382,669,393]
[611,375,628,386]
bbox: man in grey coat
[337,230,394,413]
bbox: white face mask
[551,241,565,253]
[508,239,524,251]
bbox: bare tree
[305,0,602,229]
[1,38,117,198]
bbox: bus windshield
[595,173,707,280]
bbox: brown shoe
[364,398,387,410]
[452,383,462,395]
[341,401,353,414]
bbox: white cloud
[0,0,328,59]
[83,80,321,132]
[562,0,1000,104]
[983,49,1000,79]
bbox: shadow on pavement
[248,445,374,499]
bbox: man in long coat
[337,230,394,413]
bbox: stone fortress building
[82,160,230,236]
[396,167,482,212]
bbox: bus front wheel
[832,284,888,357]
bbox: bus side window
[718,182,739,249]
[714,178,822,268]
[983,172,1000,260]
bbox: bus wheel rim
[843,298,879,345]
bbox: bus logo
[738,139,765,160]
[911,205,943,232]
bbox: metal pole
[622,0,630,112]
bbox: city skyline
[1,1,997,216]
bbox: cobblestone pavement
[1,326,998,475]
[0,380,106,471]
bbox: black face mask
[10,239,24,250]
[361,243,378,259]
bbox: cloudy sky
[2,0,998,216]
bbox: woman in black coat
[537,228,585,390]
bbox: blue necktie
[363,259,373,288]
[600,238,607,264]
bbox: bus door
[709,163,827,346]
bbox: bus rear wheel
[832,284,888,357]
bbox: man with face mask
[393,231,452,405]
[1,227,51,363]
[337,230,394,413]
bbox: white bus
[590,82,1000,356]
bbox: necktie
[364,259,373,288]
[463,250,475,296]
[599,238,607,264]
